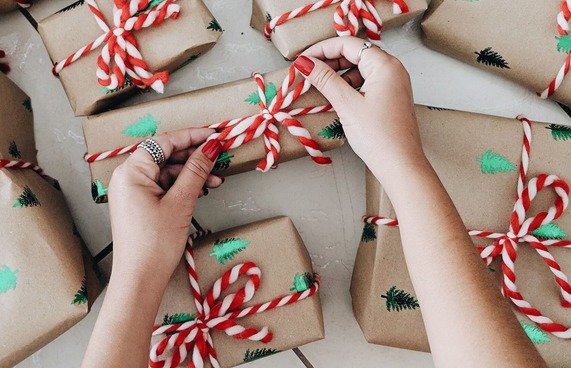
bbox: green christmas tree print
[243,348,279,363]
[207,19,223,32]
[265,12,272,22]
[546,124,571,141]
[13,186,40,208]
[173,54,200,73]
[121,114,161,137]
[520,320,551,344]
[209,238,251,265]
[92,179,108,201]
[102,74,133,94]
[290,272,315,292]
[72,278,88,305]
[0,265,18,295]
[57,0,84,13]
[556,35,571,53]
[213,151,234,171]
[474,47,510,69]
[381,286,419,312]
[8,141,21,159]
[426,106,454,111]
[318,119,345,140]
[532,223,568,239]
[22,98,32,112]
[477,150,517,174]
[162,313,195,325]
[245,82,277,106]
[487,266,495,273]
[361,223,377,243]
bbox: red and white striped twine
[0,159,44,175]
[363,116,571,339]
[149,233,320,368]
[264,0,409,46]
[84,65,334,171]
[52,0,180,93]
[538,0,571,98]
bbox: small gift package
[83,66,345,203]
[38,0,222,116]
[351,106,571,367]
[0,0,31,13]
[0,73,103,367]
[251,0,427,59]
[422,0,571,107]
[149,216,324,367]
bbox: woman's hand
[293,36,425,182]
[108,128,223,288]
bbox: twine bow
[149,232,321,368]
[83,66,334,172]
[264,0,409,46]
[539,0,571,98]
[52,0,180,93]
[206,66,333,172]
[363,116,571,339]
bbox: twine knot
[149,232,320,367]
[52,0,180,93]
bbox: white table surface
[2,0,570,366]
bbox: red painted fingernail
[201,140,222,162]
[293,55,314,76]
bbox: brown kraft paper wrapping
[0,73,103,367]
[251,0,427,59]
[38,0,222,116]
[83,68,344,203]
[152,216,324,367]
[351,105,571,367]
[422,0,571,107]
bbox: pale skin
[83,37,547,367]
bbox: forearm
[82,267,167,368]
[371,159,546,367]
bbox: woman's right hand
[293,37,426,181]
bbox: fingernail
[293,55,314,76]
[202,140,222,162]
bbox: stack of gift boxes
[3,0,571,366]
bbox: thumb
[293,55,361,113]
[163,139,222,214]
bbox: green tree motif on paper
[121,114,161,138]
[474,47,510,69]
[245,82,277,106]
[290,272,315,292]
[487,266,495,273]
[22,98,32,112]
[209,238,251,265]
[8,141,21,159]
[173,54,200,73]
[56,0,85,13]
[532,223,568,239]
[243,348,279,363]
[556,35,571,53]
[213,151,234,171]
[102,74,133,94]
[318,119,345,140]
[520,320,551,344]
[361,223,377,243]
[0,265,18,295]
[546,124,571,141]
[13,186,40,208]
[381,286,419,312]
[162,313,195,325]
[92,180,108,201]
[265,12,272,23]
[71,278,88,305]
[426,106,454,111]
[477,150,516,174]
[207,19,223,32]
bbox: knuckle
[312,67,336,91]
[183,158,211,181]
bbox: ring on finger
[137,138,165,165]
[357,41,373,62]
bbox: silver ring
[137,138,165,165]
[358,41,373,61]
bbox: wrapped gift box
[251,0,428,59]
[83,67,345,203]
[0,73,103,367]
[422,0,571,107]
[38,0,222,116]
[151,216,324,367]
[351,105,571,367]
